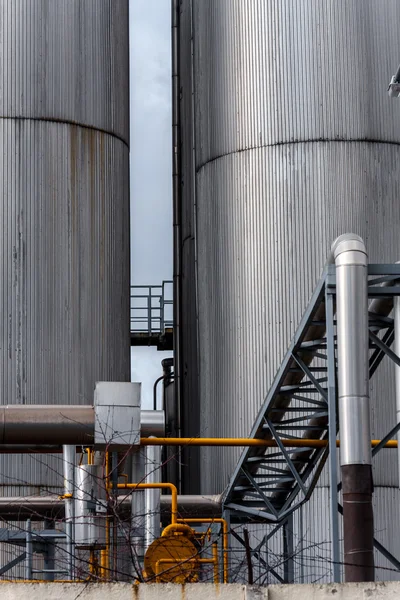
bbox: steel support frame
[223,264,400,584]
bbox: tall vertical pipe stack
[333,235,374,582]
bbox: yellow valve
[144,535,198,583]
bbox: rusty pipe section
[0,407,165,445]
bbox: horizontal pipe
[140,437,397,448]
[0,494,222,521]
[0,407,165,444]
[0,438,396,454]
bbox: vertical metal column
[25,519,33,580]
[283,513,294,583]
[394,293,400,489]
[63,445,75,579]
[298,505,304,583]
[326,282,341,582]
[333,234,374,582]
[172,0,182,493]
[43,521,55,582]
[144,444,161,551]
[131,448,145,578]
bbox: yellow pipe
[161,523,194,538]
[177,518,229,584]
[100,549,107,579]
[212,542,219,584]
[116,482,178,524]
[140,437,398,448]
[89,550,97,578]
[86,448,94,465]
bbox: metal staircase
[223,264,400,580]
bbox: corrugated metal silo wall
[180,0,400,582]
[0,0,130,576]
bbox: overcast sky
[129,1,173,408]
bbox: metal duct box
[94,382,141,450]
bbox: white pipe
[144,443,161,551]
[332,234,371,466]
[63,445,75,579]
[131,449,145,576]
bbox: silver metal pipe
[131,449,146,577]
[74,464,106,549]
[140,410,165,438]
[395,294,400,489]
[25,519,32,580]
[144,444,161,551]
[63,445,75,579]
[0,408,165,445]
[0,494,222,521]
[333,234,371,466]
[332,233,374,582]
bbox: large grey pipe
[131,449,146,578]
[0,494,222,521]
[333,234,374,582]
[144,444,161,551]
[63,445,75,579]
[0,408,165,445]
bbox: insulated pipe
[0,494,222,521]
[333,234,374,582]
[62,445,76,579]
[0,408,165,444]
[131,449,146,577]
[144,445,161,551]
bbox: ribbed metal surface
[0,0,129,143]
[196,143,400,493]
[0,4,130,580]
[180,0,400,581]
[0,121,130,490]
[193,0,400,169]
[373,487,400,581]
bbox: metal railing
[130,281,173,337]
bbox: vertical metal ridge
[184,0,400,497]
[0,1,130,575]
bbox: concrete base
[0,582,400,599]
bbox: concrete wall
[1,582,400,599]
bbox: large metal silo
[178,0,400,581]
[0,0,130,551]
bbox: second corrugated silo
[178,0,400,581]
[0,0,130,574]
